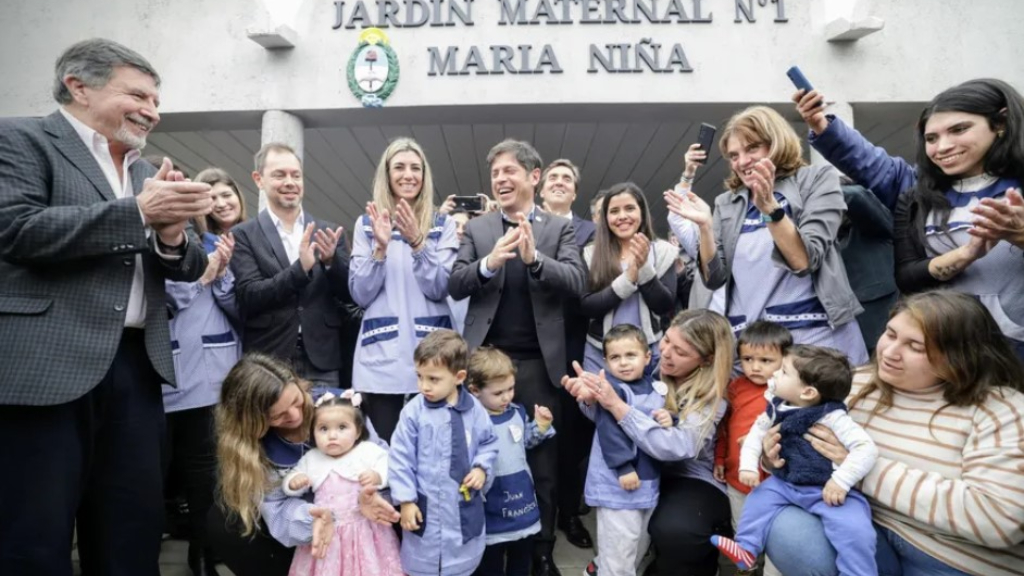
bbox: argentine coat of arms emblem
[347,27,399,108]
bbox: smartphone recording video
[452,195,484,212]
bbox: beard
[113,115,152,150]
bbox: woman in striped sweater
[762,290,1024,576]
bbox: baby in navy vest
[712,344,879,576]
[466,346,554,576]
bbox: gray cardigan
[701,164,863,327]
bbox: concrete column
[259,110,304,212]
[810,100,853,167]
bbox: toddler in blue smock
[582,324,667,576]
[388,329,499,576]
[466,346,555,576]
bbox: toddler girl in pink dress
[284,391,403,576]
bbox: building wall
[1,0,1021,117]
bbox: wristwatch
[760,206,786,224]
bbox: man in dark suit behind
[0,39,211,575]
[839,182,898,351]
[230,143,351,385]
[539,158,596,248]
[538,158,596,549]
[449,140,586,576]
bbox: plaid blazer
[230,209,351,371]
[0,111,207,406]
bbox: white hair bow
[340,389,363,408]
[314,390,363,408]
[314,391,336,408]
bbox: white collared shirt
[60,107,148,328]
[267,207,306,264]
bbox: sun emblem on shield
[347,28,399,108]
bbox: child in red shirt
[714,321,792,576]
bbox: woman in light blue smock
[350,138,459,442]
[162,167,246,575]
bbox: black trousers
[361,392,408,444]
[647,476,733,576]
[475,537,535,576]
[555,386,593,518]
[206,504,294,576]
[509,357,561,554]
[0,329,165,576]
[163,406,217,553]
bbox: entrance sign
[333,0,789,77]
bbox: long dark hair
[589,182,657,291]
[908,79,1024,253]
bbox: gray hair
[53,39,160,104]
[486,139,543,173]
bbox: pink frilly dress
[286,443,404,576]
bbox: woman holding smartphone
[794,78,1024,358]
[349,138,459,442]
[667,106,868,364]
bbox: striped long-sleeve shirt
[848,375,1024,576]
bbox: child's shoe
[710,535,756,570]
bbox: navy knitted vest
[770,397,847,486]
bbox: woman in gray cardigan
[580,182,678,374]
[666,106,868,365]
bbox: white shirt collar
[500,203,537,223]
[268,206,306,232]
[58,107,141,166]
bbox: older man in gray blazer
[449,139,586,576]
[0,39,210,575]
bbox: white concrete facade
[1,0,1021,230]
[2,0,1020,116]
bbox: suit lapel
[258,210,291,269]
[43,111,117,202]
[129,159,155,195]
[533,209,552,250]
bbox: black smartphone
[452,195,484,212]
[696,123,717,162]
[786,65,822,107]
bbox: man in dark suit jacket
[450,140,586,576]
[540,158,596,248]
[538,158,596,549]
[230,143,351,385]
[839,183,898,351]
[0,39,211,575]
